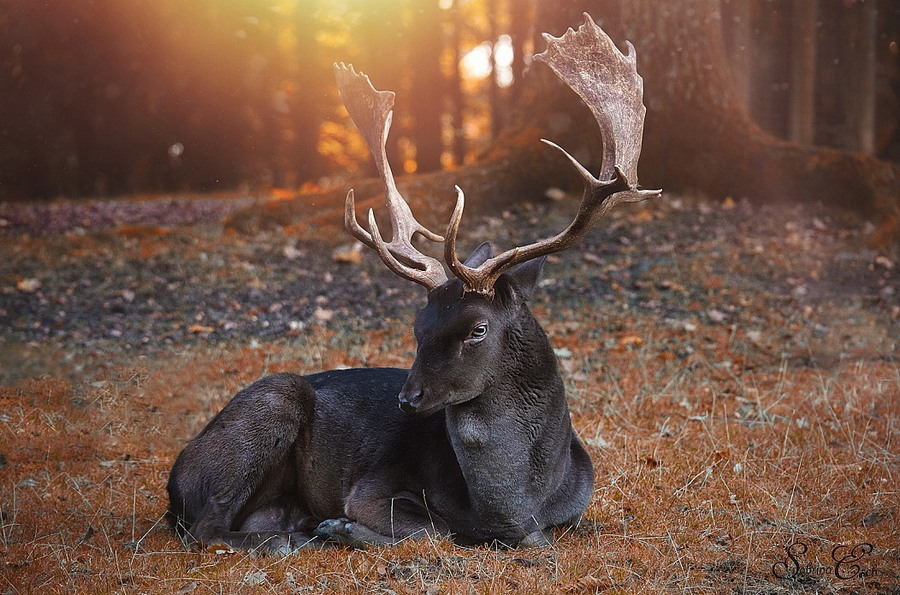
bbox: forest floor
[0,189,898,594]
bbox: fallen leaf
[283,244,305,260]
[658,279,685,292]
[313,307,334,323]
[114,225,172,239]
[619,335,643,347]
[17,278,41,293]
[630,208,654,223]
[188,324,215,334]
[812,217,828,232]
[874,255,894,270]
[707,309,726,323]
[332,243,363,264]
[545,187,567,201]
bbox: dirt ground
[0,190,897,593]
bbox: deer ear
[503,256,545,302]
[463,242,494,268]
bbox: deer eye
[466,322,488,343]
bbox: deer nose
[398,385,425,413]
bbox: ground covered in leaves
[0,190,898,593]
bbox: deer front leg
[313,518,408,547]
[313,475,449,547]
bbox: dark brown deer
[166,14,659,553]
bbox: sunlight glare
[494,34,513,87]
[460,42,492,80]
[460,36,514,87]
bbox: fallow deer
[167,14,660,552]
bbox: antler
[336,15,659,296]
[445,14,661,296]
[334,62,449,290]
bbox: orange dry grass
[2,316,897,593]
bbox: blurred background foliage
[0,0,897,202]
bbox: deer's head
[334,14,660,415]
[398,244,547,415]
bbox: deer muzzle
[397,384,425,413]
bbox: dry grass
[2,192,898,593]
[2,309,897,594]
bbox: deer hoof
[518,529,553,548]
[313,517,354,542]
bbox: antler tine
[445,14,661,296]
[334,62,448,290]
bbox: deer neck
[443,310,573,516]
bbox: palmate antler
[337,13,660,296]
[445,14,661,295]
[335,63,449,290]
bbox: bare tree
[409,0,445,172]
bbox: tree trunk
[449,1,466,166]
[409,0,444,172]
[848,1,877,155]
[788,0,817,146]
[508,0,532,99]
[722,0,753,114]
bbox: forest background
[1,0,898,219]
[1,1,898,593]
